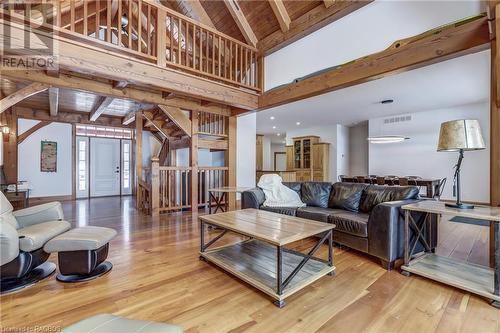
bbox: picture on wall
[40,141,57,172]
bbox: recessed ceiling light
[296,122,301,126]
[380,99,394,104]
[272,126,276,129]
[270,116,275,120]
[277,133,281,136]
[282,140,286,144]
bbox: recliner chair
[0,192,71,294]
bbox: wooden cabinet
[256,135,263,170]
[289,136,329,182]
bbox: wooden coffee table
[199,208,335,308]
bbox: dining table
[341,177,441,198]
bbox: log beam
[224,0,258,47]
[158,105,192,137]
[17,120,51,144]
[122,110,136,125]
[259,15,490,110]
[0,83,50,113]
[89,96,114,121]
[268,0,291,33]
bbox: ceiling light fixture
[367,135,409,144]
[272,126,276,129]
[296,122,301,126]
[277,133,281,136]
[270,116,275,120]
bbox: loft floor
[0,196,497,333]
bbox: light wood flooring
[1,196,499,332]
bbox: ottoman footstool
[44,226,117,282]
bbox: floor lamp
[437,119,486,209]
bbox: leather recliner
[0,192,71,294]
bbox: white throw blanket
[257,174,305,208]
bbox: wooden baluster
[128,0,133,49]
[169,15,173,62]
[83,0,88,36]
[218,36,222,78]
[240,45,244,84]
[229,42,233,81]
[192,25,196,69]
[107,0,112,42]
[251,51,255,88]
[147,6,151,55]
[212,33,216,75]
[137,0,142,52]
[56,0,61,27]
[199,28,203,71]
[177,17,181,65]
[70,1,75,31]
[206,32,210,74]
[117,0,122,46]
[95,0,99,39]
[185,21,189,66]
[157,9,166,66]
[245,48,248,85]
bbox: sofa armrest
[367,199,437,263]
[0,222,19,265]
[13,202,64,228]
[241,188,265,209]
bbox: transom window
[76,124,133,139]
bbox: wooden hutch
[286,136,329,182]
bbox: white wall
[175,148,224,167]
[265,1,481,90]
[237,113,256,189]
[336,125,350,179]
[369,102,490,203]
[349,121,369,176]
[262,135,272,170]
[271,143,286,170]
[18,119,72,198]
[286,126,338,182]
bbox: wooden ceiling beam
[158,105,192,137]
[259,14,490,110]
[323,0,336,8]
[224,0,258,47]
[48,87,59,116]
[143,110,172,139]
[1,18,258,110]
[14,107,127,127]
[175,0,215,28]
[17,120,51,144]
[89,96,114,121]
[259,0,373,55]
[1,70,232,116]
[122,110,136,125]
[268,0,291,32]
[0,82,50,113]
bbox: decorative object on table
[437,119,485,209]
[40,141,57,172]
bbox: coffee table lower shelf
[401,253,500,303]
[200,240,335,303]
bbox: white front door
[90,138,121,197]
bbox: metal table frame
[199,220,335,308]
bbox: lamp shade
[437,119,485,152]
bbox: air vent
[383,115,412,125]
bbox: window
[76,124,133,139]
[78,140,87,191]
[123,142,130,189]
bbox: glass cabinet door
[294,140,301,169]
[303,139,311,169]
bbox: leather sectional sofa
[241,182,436,269]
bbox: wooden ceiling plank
[89,96,114,121]
[158,105,192,137]
[223,0,258,47]
[268,0,291,33]
[259,14,490,110]
[0,82,50,113]
[259,0,373,55]
[323,0,336,8]
[1,70,232,116]
[48,87,59,116]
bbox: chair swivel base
[0,262,56,295]
[56,261,113,283]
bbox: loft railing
[198,111,227,137]
[4,0,261,92]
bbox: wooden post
[3,108,17,184]
[227,115,237,210]
[191,111,198,212]
[135,110,143,208]
[151,157,160,217]
[157,9,167,67]
[257,53,265,92]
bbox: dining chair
[376,176,386,186]
[398,177,409,186]
[356,176,366,184]
[386,176,398,185]
[434,178,447,200]
[338,175,346,182]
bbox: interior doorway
[274,152,286,171]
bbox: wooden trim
[268,0,291,33]
[198,138,228,150]
[17,120,51,144]
[258,0,373,55]
[1,18,258,110]
[28,195,74,205]
[223,0,258,47]
[158,105,192,137]
[259,15,490,110]
[492,5,500,208]
[1,70,232,116]
[48,87,59,116]
[0,83,50,113]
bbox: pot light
[277,133,281,136]
[270,116,275,120]
[367,135,409,144]
[296,122,301,126]
[272,126,276,129]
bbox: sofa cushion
[260,206,297,216]
[329,211,369,237]
[296,207,343,223]
[18,220,71,252]
[359,185,419,213]
[283,182,302,196]
[329,183,368,212]
[301,182,332,208]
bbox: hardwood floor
[1,196,499,332]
